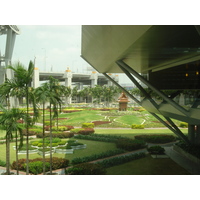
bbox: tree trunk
[42,102,46,174]
[26,86,29,175]
[15,131,19,175]
[49,103,53,174]
[6,133,10,175]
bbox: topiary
[147,145,165,155]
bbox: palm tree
[7,61,38,175]
[34,83,51,174]
[0,106,25,175]
[40,76,62,174]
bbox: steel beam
[116,60,189,117]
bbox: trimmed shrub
[82,123,94,128]
[70,128,94,135]
[28,161,50,175]
[0,160,6,167]
[147,145,165,155]
[131,124,144,129]
[78,128,95,135]
[176,141,200,159]
[65,163,106,175]
[179,122,188,128]
[115,139,146,151]
[36,132,74,138]
[71,149,126,165]
[11,157,69,172]
[135,134,176,144]
[96,152,146,168]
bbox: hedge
[131,124,144,129]
[74,134,127,143]
[147,145,165,155]
[115,139,146,151]
[134,134,176,144]
[179,122,188,128]
[11,157,70,172]
[65,163,106,175]
[71,149,126,165]
[70,128,94,135]
[82,123,94,128]
[96,152,146,168]
[45,125,74,131]
[36,132,74,138]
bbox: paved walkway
[164,146,200,175]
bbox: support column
[33,67,40,88]
[90,71,97,87]
[196,125,200,145]
[107,73,113,86]
[63,68,72,104]
[188,124,195,144]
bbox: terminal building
[81,25,200,145]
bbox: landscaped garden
[0,62,192,175]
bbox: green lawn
[106,154,191,175]
[0,139,117,164]
[95,128,188,139]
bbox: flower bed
[92,121,111,126]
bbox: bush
[147,145,165,155]
[176,141,200,159]
[179,122,188,128]
[36,132,74,138]
[71,149,126,165]
[28,161,50,175]
[115,139,146,151]
[65,163,106,175]
[134,134,176,144]
[82,123,94,128]
[70,128,94,135]
[0,160,6,167]
[131,124,144,129]
[50,125,74,131]
[96,152,146,168]
[11,157,70,172]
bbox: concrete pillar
[33,67,40,88]
[63,68,72,104]
[196,125,200,145]
[90,71,97,88]
[188,124,195,144]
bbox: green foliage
[28,161,50,175]
[96,152,146,168]
[179,122,188,128]
[74,133,127,142]
[65,163,106,175]
[131,124,144,129]
[71,149,126,165]
[115,139,146,151]
[0,159,6,167]
[36,132,74,138]
[82,123,94,128]
[70,128,94,135]
[11,157,70,171]
[176,141,200,159]
[70,128,84,134]
[147,145,165,155]
[134,134,176,144]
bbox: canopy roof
[81,25,200,74]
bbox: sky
[0,25,132,84]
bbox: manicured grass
[106,154,191,175]
[95,128,188,139]
[116,114,144,126]
[0,139,117,164]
